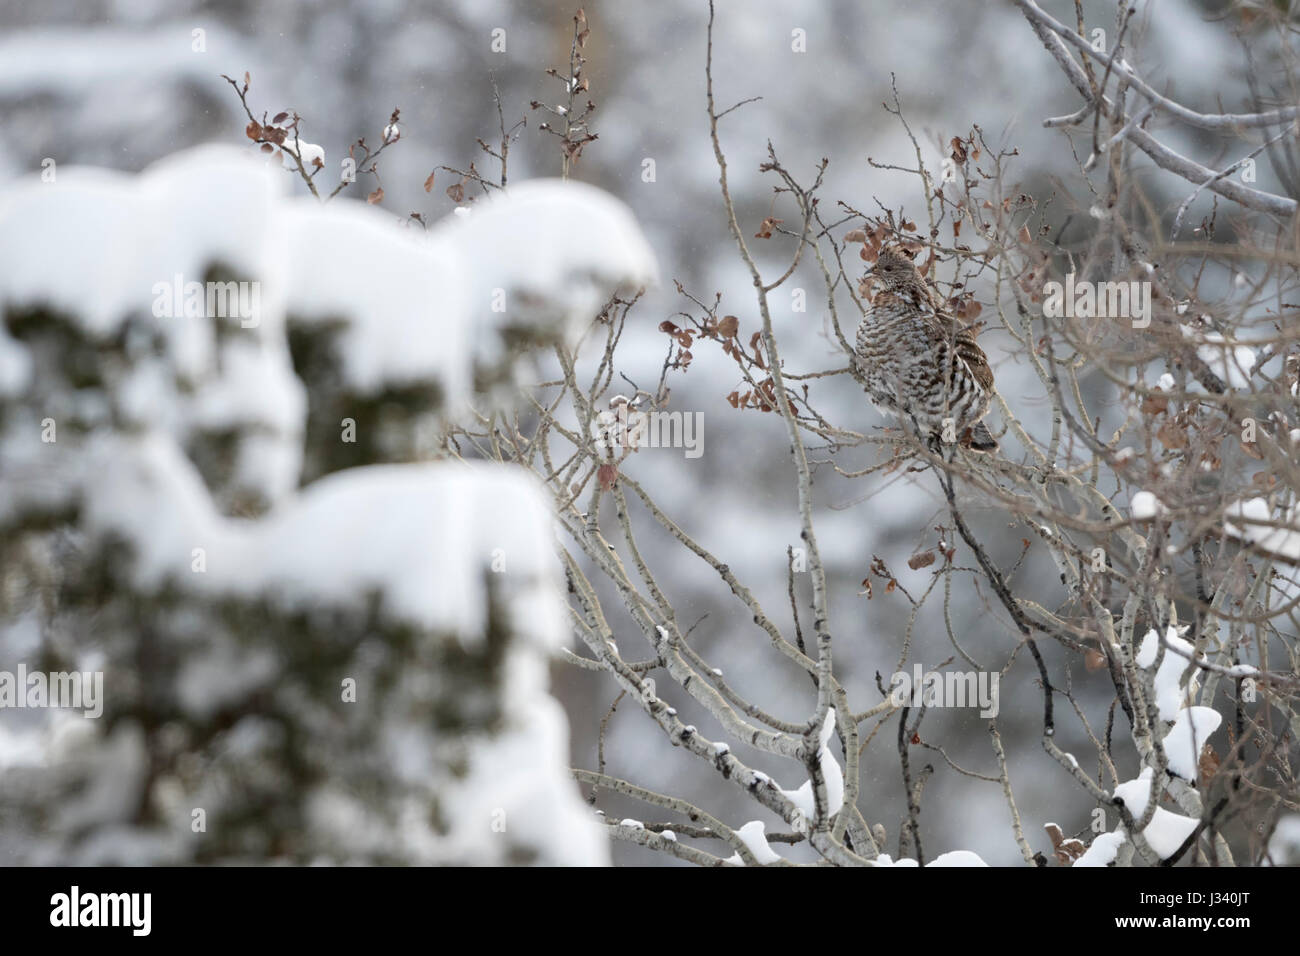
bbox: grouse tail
[962,421,999,453]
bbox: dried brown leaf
[907,551,936,570]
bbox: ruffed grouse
[854,246,998,451]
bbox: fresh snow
[1136,627,1200,721]
[1112,768,1199,860]
[1162,706,1221,782]
[1225,498,1300,563]
[1073,831,1126,867]
[779,709,844,819]
[873,850,987,867]
[1130,490,1166,521]
[724,821,783,865]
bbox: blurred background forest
[1,0,1290,864]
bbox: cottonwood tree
[448,2,1300,866]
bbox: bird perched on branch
[854,245,999,452]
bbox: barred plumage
[854,246,998,451]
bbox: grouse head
[867,245,931,307]
[870,245,918,282]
